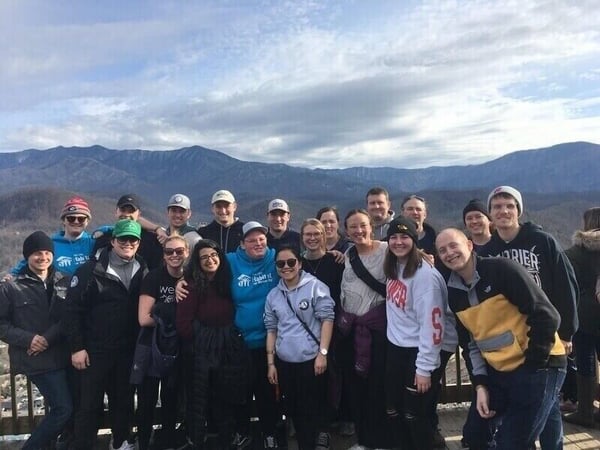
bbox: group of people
[0,184,597,450]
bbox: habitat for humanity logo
[237,272,273,287]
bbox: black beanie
[23,231,54,259]
[386,216,419,243]
[463,199,491,224]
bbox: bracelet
[267,362,275,366]
[266,349,275,355]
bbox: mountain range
[0,140,598,270]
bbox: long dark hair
[184,239,231,298]
[383,237,423,280]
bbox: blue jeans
[23,369,73,450]
[489,365,566,450]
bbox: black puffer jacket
[566,229,600,335]
[0,268,70,376]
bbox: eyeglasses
[276,258,297,269]
[302,232,322,238]
[66,216,88,224]
[164,247,186,256]
[116,236,140,245]
[199,251,219,261]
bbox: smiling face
[465,211,491,237]
[345,211,373,246]
[276,249,301,287]
[111,235,140,259]
[267,209,290,233]
[27,250,53,276]
[436,229,474,276]
[489,194,520,231]
[198,246,220,276]
[63,214,89,238]
[241,230,268,259]
[367,193,391,225]
[167,206,191,229]
[319,210,339,240]
[211,200,237,226]
[302,223,325,252]
[388,233,414,261]
[163,238,188,270]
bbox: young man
[479,185,578,449]
[65,219,148,450]
[198,189,245,253]
[401,195,436,256]
[10,197,96,277]
[462,199,492,251]
[266,199,301,252]
[0,231,73,450]
[366,187,395,240]
[436,228,567,450]
[93,194,164,270]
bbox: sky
[1,0,599,169]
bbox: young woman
[564,207,600,427]
[176,239,247,449]
[316,206,351,253]
[338,209,394,450]
[383,217,451,450]
[264,245,335,450]
[137,235,189,450]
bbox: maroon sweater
[176,282,234,341]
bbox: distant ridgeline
[0,141,598,273]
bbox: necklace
[304,255,324,276]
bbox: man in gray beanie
[479,185,578,449]
[0,231,72,449]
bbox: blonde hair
[163,234,189,250]
[301,218,327,252]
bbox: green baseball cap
[113,219,142,239]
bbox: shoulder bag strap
[284,292,320,346]
[348,246,387,298]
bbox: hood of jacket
[572,228,600,251]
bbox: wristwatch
[319,348,328,357]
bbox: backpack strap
[348,246,387,298]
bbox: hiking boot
[315,432,330,450]
[263,435,278,449]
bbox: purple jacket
[336,303,387,377]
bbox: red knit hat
[60,197,92,219]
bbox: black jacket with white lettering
[479,222,578,341]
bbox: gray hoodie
[264,271,335,363]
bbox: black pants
[384,343,445,450]
[235,347,279,437]
[277,358,326,450]
[72,350,134,449]
[136,373,178,450]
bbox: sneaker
[560,399,578,413]
[339,422,355,437]
[110,438,136,450]
[315,432,330,450]
[433,428,446,449]
[263,435,279,449]
[231,432,253,450]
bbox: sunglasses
[116,236,140,245]
[164,247,185,256]
[66,216,88,224]
[199,251,219,262]
[276,258,298,269]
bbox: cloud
[1,0,599,168]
